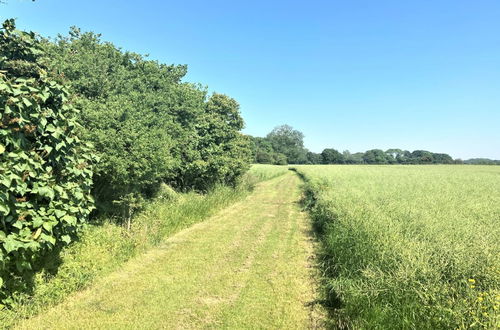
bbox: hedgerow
[0,20,252,307]
[43,28,251,217]
[0,20,95,305]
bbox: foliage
[42,28,251,214]
[464,158,500,165]
[295,165,500,329]
[363,148,391,164]
[306,151,322,164]
[42,29,186,214]
[250,127,463,166]
[321,148,344,164]
[249,124,307,164]
[179,93,252,191]
[0,20,95,304]
[266,125,308,164]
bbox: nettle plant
[0,20,95,305]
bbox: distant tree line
[250,125,499,165]
[463,158,500,165]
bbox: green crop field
[293,165,500,329]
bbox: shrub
[0,20,95,305]
[43,29,252,213]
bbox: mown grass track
[17,172,325,329]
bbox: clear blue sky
[2,0,499,159]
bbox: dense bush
[0,20,252,307]
[0,20,95,304]
[42,29,251,215]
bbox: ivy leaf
[22,98,33,107]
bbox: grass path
[17,173,325,329]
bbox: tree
[321,148,344,164]
[266,125,307,164]
[432,153,453,164]
[183,93,251,190]
[411,150,434,164]
[43,28,252,211]
[343,150,364,164]
[250,136,275,164]
[351,152,365,164]
[306,151,322,164]
[385,148,404,164]
[363,149,390,164]
[273,153,288,165]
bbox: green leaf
[54,209,66,218]
[44,145,53,154]
[22,98,33,107]
[38,186,55,200]
[0,144,5,154]
[55,141,66,151]
[0,177,11,188]
[62,215,77,225]
[61,235,71,244]
[3,237,22,253]
[40,233,56,245]
[42,221,54,231]
[0,202,10,215]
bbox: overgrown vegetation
[1,20,252,307]
[0,20,95,306]
[43,27,251,214]
[295,165,500,329]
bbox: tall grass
[295,165,500,329]
[0,170,269,328]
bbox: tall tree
[321,148,344,164]
[363,149,390,164]
[266,125,307,164]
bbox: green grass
[16,172,324,329]
[246,164,290,182]
[293,165,500,329]
[0,170,274,329]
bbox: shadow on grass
[2,243,66,306]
